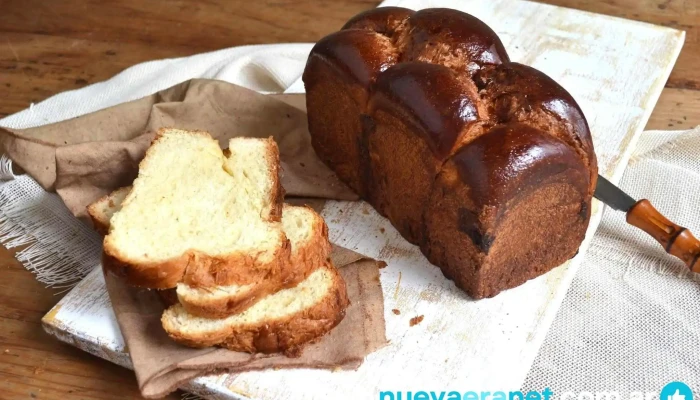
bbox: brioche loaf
[91,189,331,318]
[102,129,289,290]
[303,7,597,298]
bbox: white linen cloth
[524,128,700,395]
[1,5,699,397]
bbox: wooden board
[39,1,685,398]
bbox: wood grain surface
[0,1,698,399]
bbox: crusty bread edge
[261,137,285,222]
[162,262,349,356]
[87,199,112,236]
[101,129,289,289]
[178,205,332,318]
[102,239,292,289]
[222,136,284,222]
[87,186,131,236]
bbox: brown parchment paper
[0,78,358,222]
[0,79,387,399]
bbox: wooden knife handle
[627,199,700,272]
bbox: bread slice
[88,186,131,235]
[90,188,331,318]
[102,129,288,289]
[176,205,331,318]
[161,262,349,355]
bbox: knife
[594,175,700,272]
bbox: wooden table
[0,1,697,399]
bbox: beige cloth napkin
[0,80,387,398]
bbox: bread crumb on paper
[409,315,424,327]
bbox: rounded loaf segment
[304,29,398,90]
[341,6,415,36]
[302,29,399,195]
[366,61,486,242]
[370,62,484,157]
[451,124,590,211]
[423,124,591,298]
[396,8,510,74]
[475,62,597,192]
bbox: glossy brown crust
[452,124,590,210]
[369,62,482,159]
[303,7,597,298]
[422,127,591,297]
[162,263,350,356]
[364,109,442,242]
[475,63,597,192]
[423,173,589,298]
[303,32,392,195]
[304,29,398,89]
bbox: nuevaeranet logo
[378,382,695,400]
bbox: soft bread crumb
[105,130,283,264]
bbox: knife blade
[593,174,700,272]
[593,175,636,212]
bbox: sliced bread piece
[176,204,331,318]
[161,262,349,355]
[88,186,130,235]
[102,129,288,289]
[89,189,331,318]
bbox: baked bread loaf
[303,7,597,298]
[102,129,289,289]
[90,188,331,318]
[162,262,349,355]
